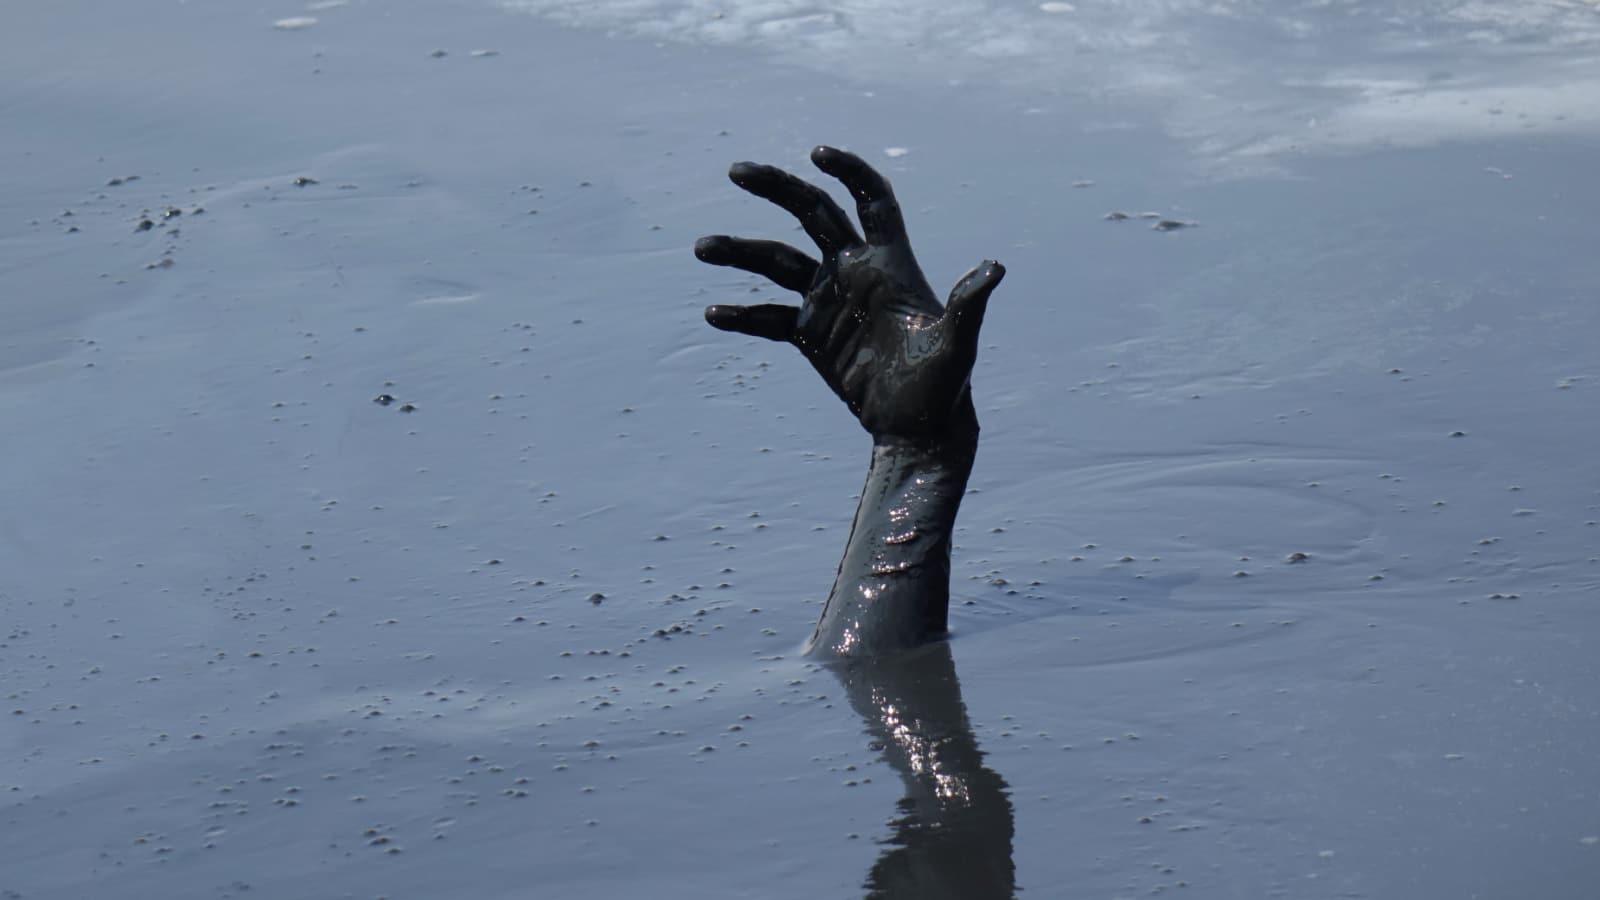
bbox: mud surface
[2,2,1597,898]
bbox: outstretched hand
[695,146,1004,445]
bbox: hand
[695,146,1004,444]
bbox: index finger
[728,161,861,255]
[810,146,908,248]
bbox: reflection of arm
[835,643,1015,900]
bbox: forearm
[807,427,978,657]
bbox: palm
[696,147,1004,444]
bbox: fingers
[728,161,862,255]
[810,145,909,248]
[943,260,1006,353]
[704,303,800,343]
[694,235,819,294]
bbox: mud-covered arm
[694,146,1003,656]
[811,433,976,655]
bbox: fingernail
[704,304,740,325]
[693,236,726,261]
[810,146,843,169]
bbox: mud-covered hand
[695,146,1004,444]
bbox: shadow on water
[830,641,1016,899]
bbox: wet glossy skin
[696,145,1004,657]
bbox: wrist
[868,390,981,456]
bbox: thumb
[943,260,1005,353]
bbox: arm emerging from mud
[695,146,1004,657]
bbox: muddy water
[2,1,1598,898]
